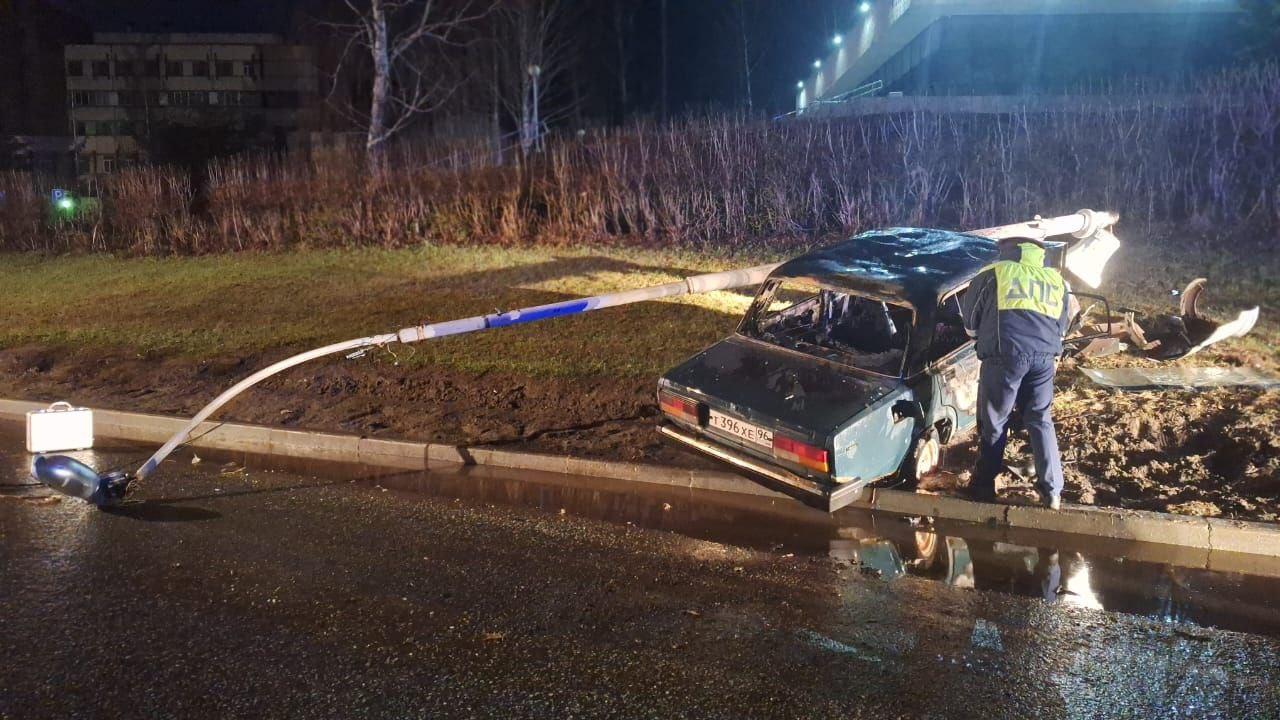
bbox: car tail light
[659,391,699,425]
[773,435,829,473]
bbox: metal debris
[1071,279,1260,361]
[1082,366,1280,391]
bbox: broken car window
[931,287,972,362]
[741,278,911,377]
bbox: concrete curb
[3,398,1277,557]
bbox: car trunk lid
[662,335,898,438]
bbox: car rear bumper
[658,423,866,512]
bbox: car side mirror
[892,400,925,424]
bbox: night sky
[51,0,852,117]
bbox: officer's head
[997,236,1048,265]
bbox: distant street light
[832,34,844,46]
[858,2,872,13]
[797,81,805,89]
[813,59,822,69]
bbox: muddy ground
[3,341,1277,522]
[924,362,1280,523]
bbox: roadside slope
[2,238,1277,520]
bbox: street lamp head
[832,34,843,46]
[813,59,822,69]
[797,81,805,90]
[858,2,872,13]
[527,64,542,77]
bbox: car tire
[901,434,940,488]
[905,530,942,572]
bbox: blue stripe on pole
[486,299,593,328]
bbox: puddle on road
[172,443,1280,639]
[7,424,1280,639]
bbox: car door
[928,287,980,435]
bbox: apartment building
[65,32,318,174]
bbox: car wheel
[902,434,940,488]
[905,530,942,572]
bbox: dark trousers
[973,353,1063,498]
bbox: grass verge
[0,244,773,378]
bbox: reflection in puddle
[830,530,1280,634]
[943,536,974,589]
[349,462,1280,638]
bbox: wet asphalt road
[3,429,1280,719]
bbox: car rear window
[740,278,912,377]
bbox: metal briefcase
[26,402,94,453]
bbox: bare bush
[5,64,1279,255]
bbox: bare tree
[733,0,760,114]
[659,0,668,120]
[326,0,487,169]
[487,0,577,156]
[610,0,638,118]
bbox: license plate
[707,410,773,449]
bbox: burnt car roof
[773,228,998,308]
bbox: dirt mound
[0,344,718,470]
[930,370,1280,522]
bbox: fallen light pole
[31,264,781,506]
[32,210,1120,507]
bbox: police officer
[960,236,1071,509]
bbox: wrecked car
[657,223,1116,511]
